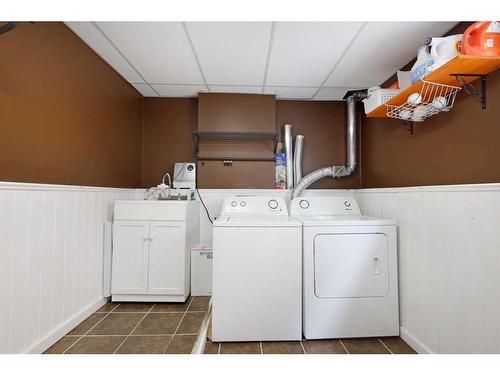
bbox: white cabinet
[148,221,185,295]
[112,221,149,295]
[111,200,199,303]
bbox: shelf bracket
[192,133,200,160]
[451,73,487,110]
[401,120,416,135]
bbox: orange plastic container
[460,21,500,57]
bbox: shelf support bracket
[451,73,487,110]
[401,120,415,135]
[192,133,200,160]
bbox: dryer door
[314,233,389,298]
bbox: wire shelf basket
[386,79,462,122]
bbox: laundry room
[1,1,500,373]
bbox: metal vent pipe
[292,93,365,198]
[284,124,294,189]
[293,135,304,186]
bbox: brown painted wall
[142,97,361,189]
[361,22,500,188]
[361,70,500,188]
[0,22,143,188]
[276,100,361,189]
[142,98,197,188]
[198,93,276,132]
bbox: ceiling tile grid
[95,22,205,85]
[186,22,273,86]
[265,22,363,87]
[65,21,458,100]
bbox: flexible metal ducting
[284,124,294,189]
[293,135,304,186]
[292,92,366,198]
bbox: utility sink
[157,195,188,201]
[114,199,198,221]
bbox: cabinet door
[111,221,149,295]
[148,221,186,295]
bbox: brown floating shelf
[366,55,500,118]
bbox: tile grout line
[191,298,212,354]
[62,302,121,354]
[339,339,350,354]
[163,297,195,354]
[378,338,393,354]
[299,341,306,354]
[112,304,156,354]
[101,311,204,314]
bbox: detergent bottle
[460,21,500,57]
[425,34,462,71]
[411,46,433,84]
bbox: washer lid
[213,215,302,227]
[296,215,395,226]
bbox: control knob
[299,199,310,209]
[268,199,279,209]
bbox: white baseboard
[25,297,109,354]
[400,327,433,354]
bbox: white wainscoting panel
[355,184,500,354]
[0,182,136,353]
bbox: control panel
[290,196,361,216]
[221,196,287,216]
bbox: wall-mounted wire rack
[386,79,462,123]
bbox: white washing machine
[291,196,399,339]
[212,196,302,342]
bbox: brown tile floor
[43,296,210,354]
[204,336,417,354]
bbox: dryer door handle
[373,256,380,275]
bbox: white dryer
[291,196,399,339]
[212,196,302,342]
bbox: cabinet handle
[143,237,149,241]
[149,237,154,241]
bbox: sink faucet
[162,172,172,198]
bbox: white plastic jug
[410,46,433,84]
[426,34,462,71]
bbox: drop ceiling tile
[65,22,144,83]
[266,22,363,87]
[186,22,272,85]
[95,22,204,84]
[325,22,458,87]
[264,86,317,99]
[132,83,158,97]
[314,87,363,100]
[209,85,262,94]
[151,84,207,97]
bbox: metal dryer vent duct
[292,91,367,198]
